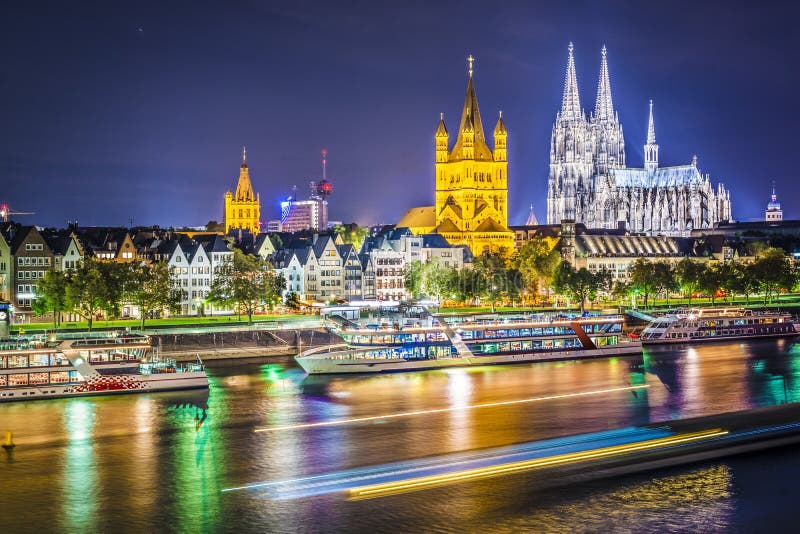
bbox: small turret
[644,100,659,171]
[435,113,449,163]
[462,112,475,160]
[493,111,507,162]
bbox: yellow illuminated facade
[224,147,261,234]
[399,57,514,255]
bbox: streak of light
[347,428,729,500]
[253,384,650,433]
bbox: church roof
[449,74,493,161]
[434,218,461,233]
[610,164,703,188]
[232,148,257,202]
[396,206,436,230]
[474,218,510,233]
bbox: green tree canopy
[207,249,283,323]
[126,262,182,330]
[32,269,69,327]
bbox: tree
[99,262,128,325]
[751,248,795,305]
[675,257,705,304]
[65,257,107,330]
[32,269,69,327]
[698,263,724,305]
[284,291,301,310]
[652,262,677,306]
[403,261,426,300]
[207,249,282,323]
[630,259,658,308]
[473,253,510,313]
[553,263,597,314]
[126,262,182,330]
[516,238,561,303]
[205,220,225,232]
[334,223,370,252]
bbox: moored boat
[0,333,208,402]
[296,313,642,374]
[640,307,798,345]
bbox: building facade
[224,148,261,234]
[766,185,783,222]
[397,57,514,254]
[546,44,732,236]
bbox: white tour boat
[296,313,642,374]
[0,333,208,402]
[640,307,799,345]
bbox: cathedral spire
[451,55,492,160]
[647,99,656,145]
[644,99,659,171]
[594,45,614,121]
[242,145,247,166]
[561,42,582,122]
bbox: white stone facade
[546,44,732,236]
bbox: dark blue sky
[2,1,798,228]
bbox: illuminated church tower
[224,147,261,234]
[432,56,514,254]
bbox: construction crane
[0,204,34,223]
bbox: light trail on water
[254,384,650,433]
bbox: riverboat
[0,333,208,402]
[640,307,799,345]
[295,313,642,374]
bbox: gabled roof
[311,235,337,259]
[396,206,436,231]
[474,218,510,233]
[420,234,451,248]
[434,219,461,233]
[9,226,45,255]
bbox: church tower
[644,100,659,172]
[432,55,514,254]
[224,147,261,234]
[547,43,594,224]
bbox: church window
[239,209,243,218]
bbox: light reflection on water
[1,339,800,532]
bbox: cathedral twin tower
[546,43,732,235]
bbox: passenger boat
[640,307,799,345]
[295,313,642,374]
[0,332,208,402]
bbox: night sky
[2,1,798,229]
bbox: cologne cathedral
[546,44,732,236]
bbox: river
[2,339,800,532]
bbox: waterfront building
[360,228,469,301]
[224,148,261,235]
[167,235,233,316]
[766,185,783,222]
[271,249,306,298]
[546,44,732,236]
[338,243,363,301]
[397,56,514,254]
[6,226,53,318]
[0,226,11,302]
[76,228,138,262]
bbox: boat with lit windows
[640,307,799,345]
[295,313,642,374]
[0,332,208,402]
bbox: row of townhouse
[0,223,237,322]
[268,229,471,303]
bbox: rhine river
[2,339,800,533]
